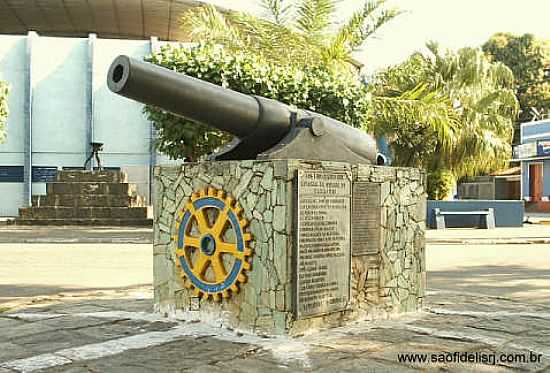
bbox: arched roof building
[0,0,202,40]
[0,0,212,217]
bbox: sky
[206,0,550,74]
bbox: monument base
[154,160,426,335]
[17,170,152,226]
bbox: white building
[0,0,204,216]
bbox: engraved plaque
[352,182,382,256]
[295,169,352,319]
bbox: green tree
[145,0,516,202]
[144,43,370,160]
[177,0,490,163]
[145,0,399,160]
[483,33,550,126]
[0,80,8,143]
[371,43,518,198]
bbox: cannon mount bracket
[212,116,374,165]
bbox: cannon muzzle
[107,55,380,164]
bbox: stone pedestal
[16,170,152,226]
[154,160,426,335]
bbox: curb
[427,238,550,245]
[0,238,152,244]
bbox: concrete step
[31,194,144,208]
[13,218,152,226]
[19,206,150,219]
[525,201,550,213]
[46,182,137,196]
[56,170,127,183]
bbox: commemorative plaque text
[352,182,382,256]
[295,169,351,319]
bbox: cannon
[107,55,382,164]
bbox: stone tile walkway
[1,286,549,372]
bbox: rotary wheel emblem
[174,187,253,301]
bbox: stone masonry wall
[154,160,426,335]
[352,164,426,318]
[154,160,294,334]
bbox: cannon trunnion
[107,55,380,164]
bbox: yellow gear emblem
[174,187,253,301]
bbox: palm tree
[178,0,461,141]
[176,1,518,197]
[180,0,401,73]
[371,43,518,184]
[431,44,517,176]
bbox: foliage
[147,0,401,159]
[180,0,400,73]
[147,0,517,200]
[371,81,460,167]
[145,0,400,160]
[426,170,454,200]
[371,43,518,198]
[483,33,550,124]
[144,43,370,160]
[0,80,8,144]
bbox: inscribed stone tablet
[295,169,351,319]
[352,182,382,256]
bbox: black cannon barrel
[107,55,290,142]
[107,55,378,163]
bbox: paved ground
[1,226,550,372]
[3,241,550,307]
[427,244,550,305]
[1,287,550,372]
[0,244,151,304]
[426,225,550,244]
[524,212,550,223]
[0,226,152,244]
[3,224,550,244]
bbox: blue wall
[0,34,180,216]
[426,200,524,228]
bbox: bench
[434,208,495,229]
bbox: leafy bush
[427,170,454,200]
[144,43,370,160]
[0,80,8,143]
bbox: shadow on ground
[0,284,152,304]
[429,264,550,305]
[2,290,550,372]
[0,226,153,243]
